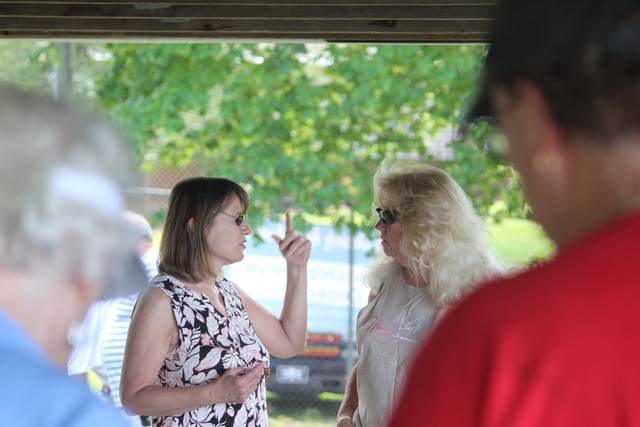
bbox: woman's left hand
[272,210,311,267]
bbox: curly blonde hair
[365,159,503,307]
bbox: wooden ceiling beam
[0,18,491,33]
[0,1,497,5]
[0,4,494,20]
[0,0,495,42]
[0,30,489,42]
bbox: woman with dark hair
[121,177,311,427]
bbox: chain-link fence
[126,163,205,224]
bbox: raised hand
[272,210,312,267]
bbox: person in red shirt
[387,0,640,426]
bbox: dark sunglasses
[220,211,248,226]
[376,207,399,225]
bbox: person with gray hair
[0,85,145,426]
[122,211,159,279]
[69,211,159,427]
[123,211,154,243]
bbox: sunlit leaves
[94,42,525,232]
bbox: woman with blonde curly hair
[336,159,502,427]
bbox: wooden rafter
[0,1,496,43]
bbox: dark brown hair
[158,177,249,283]
[490,54,640,142]
[486,8,640,142]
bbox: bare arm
[237,211,310,358]
[120,287,264,416]
[337,363,359,426]
[235,265,306,358]
[336,290,377,426]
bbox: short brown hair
[490,52,640,142]
[474,1,640,142]
[158,177,249,283]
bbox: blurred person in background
[337,160,502,427]
[388,0,640,426]
[123,210,159,280]
[0,85,146,426]
[121,177,311,427]
[69,211,159,427]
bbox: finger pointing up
[285,210,294,235]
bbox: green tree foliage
[0,41,57,94]
[96,43,525,233]
[0,41,114,102]
[0,41,526,233]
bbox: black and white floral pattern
[153,274,269,427]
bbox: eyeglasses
[376,207,399,225]
[220,211,248,226]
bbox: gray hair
[0,86,144,298]
[122,211,154,243]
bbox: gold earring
[532,152,550,174]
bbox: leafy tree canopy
[96,42,527,236]
[0,41,527,237]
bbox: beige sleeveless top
[353,265,438,427]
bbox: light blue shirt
[0,309,129,427]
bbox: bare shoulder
[130,284,179,346]
[133,284,174,321]
[138,284,170,306]
[223,279,248,297]
[227,279,244,295]
[228,281,256,306]
[225,280,272,321]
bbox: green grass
[152,228,163,249]
[269,417,334,427]
[267,392,340,427]
[485,218,555,266]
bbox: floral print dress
[152,274,270,427]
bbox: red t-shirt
[387,213,640,427]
